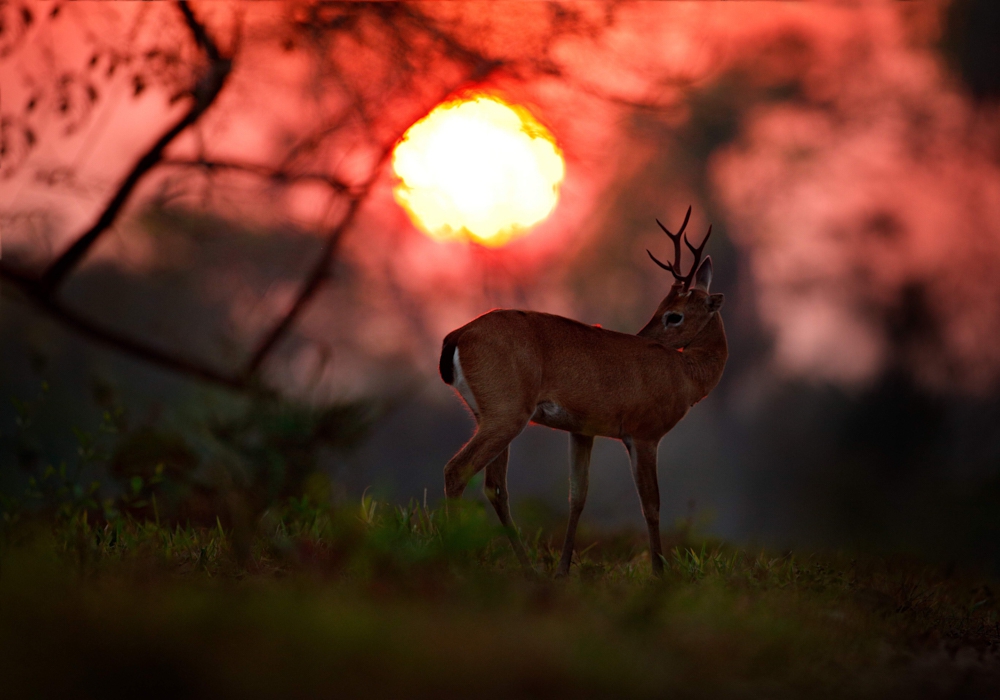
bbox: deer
[438,207,727,575]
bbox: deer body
[445,310,724,441]
[439,209,727,575]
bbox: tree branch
[0,267,247,390]
[0,4,511,392]
[395,4,504,81]
[39,1,232,293]
[178,0,223,61]
[161,157,351,193]
[240,195,363,378]
[239,51,509,380]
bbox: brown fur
[441,265,728,575]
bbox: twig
[0,3,510,391]
[0,266,246,390]
[161,158,351,193]
[240,195,362,378]
[39,1,232,293]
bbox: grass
[2,495,999,699]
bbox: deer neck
[678,313,728,402]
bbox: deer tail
[439,330,462,385]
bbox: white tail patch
[453,348,479,414]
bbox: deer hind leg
[557,433,594,577]
[484,446,532,569]
[443,415,528,500]
[625,437,664,575]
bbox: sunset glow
[391,95,565,247]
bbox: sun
[391,94,565,247]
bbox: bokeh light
[391,94,565,247]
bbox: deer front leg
[557,433,594,577]
[484,446,532,570]
[625,437,663,575]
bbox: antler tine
[677,205,692,237]
[655,205,691,236]
[646,219,684,282]
[652,206,695,286]
[680,224,712,288]
[646,249,682,281]
[684,224,711,258]
[656,206,691,237]
[656,205,691,257]
[655,218,683,278]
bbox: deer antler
[647,205,690,282]
[647,206,712,290]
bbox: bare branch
[177,0,222,62]
[0,267,247,391]
[241,195,362,378]
[161,158,352,193]
[0,2,511,392]
[395,4,504,80]
[39,1,232,293]
[238,54,509,380]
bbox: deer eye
[664,312,684,326]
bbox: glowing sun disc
[391,94,565,247]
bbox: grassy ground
[2,496,999,699]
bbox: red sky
[3,1,998,397]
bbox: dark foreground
[1,498,999,699]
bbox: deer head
[639,206,725,347]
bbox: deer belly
[530,401,583,432]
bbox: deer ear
[694,256,713,292]
[706,293,724,313]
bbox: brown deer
[438,207,727,575]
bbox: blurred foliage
[3,379,374,562]
[2,387,998,697]
[941,0,1000,102]
[1,489,999,699]
[1,378,998,698]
